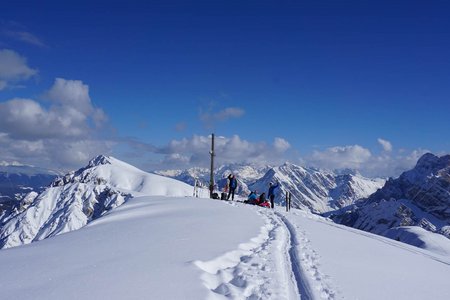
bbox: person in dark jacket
[227,174,238,201]
[268,181,279,209]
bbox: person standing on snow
[227,174,238,201]
[268,181,279,209]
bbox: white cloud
[273,137,291,152]
[0,49,37,89]
[378,138,393,152]
[0,78,106,140]
[199,106,245,128]
[0,133,115,171]
[309,145,372,170]
[4,30,46,47]
[306,142,429,178]
[361,148,430,178]
[46,78,94,115]
[163,153,190,165]
[1,21,47,47]
[0,78,113,170]
[214,107,245,121]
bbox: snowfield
[1,195,449,300]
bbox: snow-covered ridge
[0,155,196,249]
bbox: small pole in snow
[193,179,199,198]
[193,179,196,197]
[288,192,291,211]
[209,133,215,199]
[286,191,292,212]
[286,191,289,212]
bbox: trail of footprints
[194,212,279,299]
[194,208,338,300]
[293,225,336,300]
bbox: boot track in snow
[193,204,337,299]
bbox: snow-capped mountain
[0,155,196,249]
[248,163,385,213]
[328,153,450,247]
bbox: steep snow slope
[0,197,448,300]
[0,155,196,249]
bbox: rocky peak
[88,155,112,168]
[330,152,450,250]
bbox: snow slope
[0,155,200,249]
[0,196,449,300]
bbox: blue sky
[0,1,449,176]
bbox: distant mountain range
[156,162,385,213]
[327,153,450,248]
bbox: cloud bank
[147,136,428,178]
[306,139,428,177]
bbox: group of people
[244,190,270,207]
[245,181,279,208]
[225,173,279,209]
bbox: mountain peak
[415,153,439,168]
[87,155,113,167]
[407,153,450,180]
